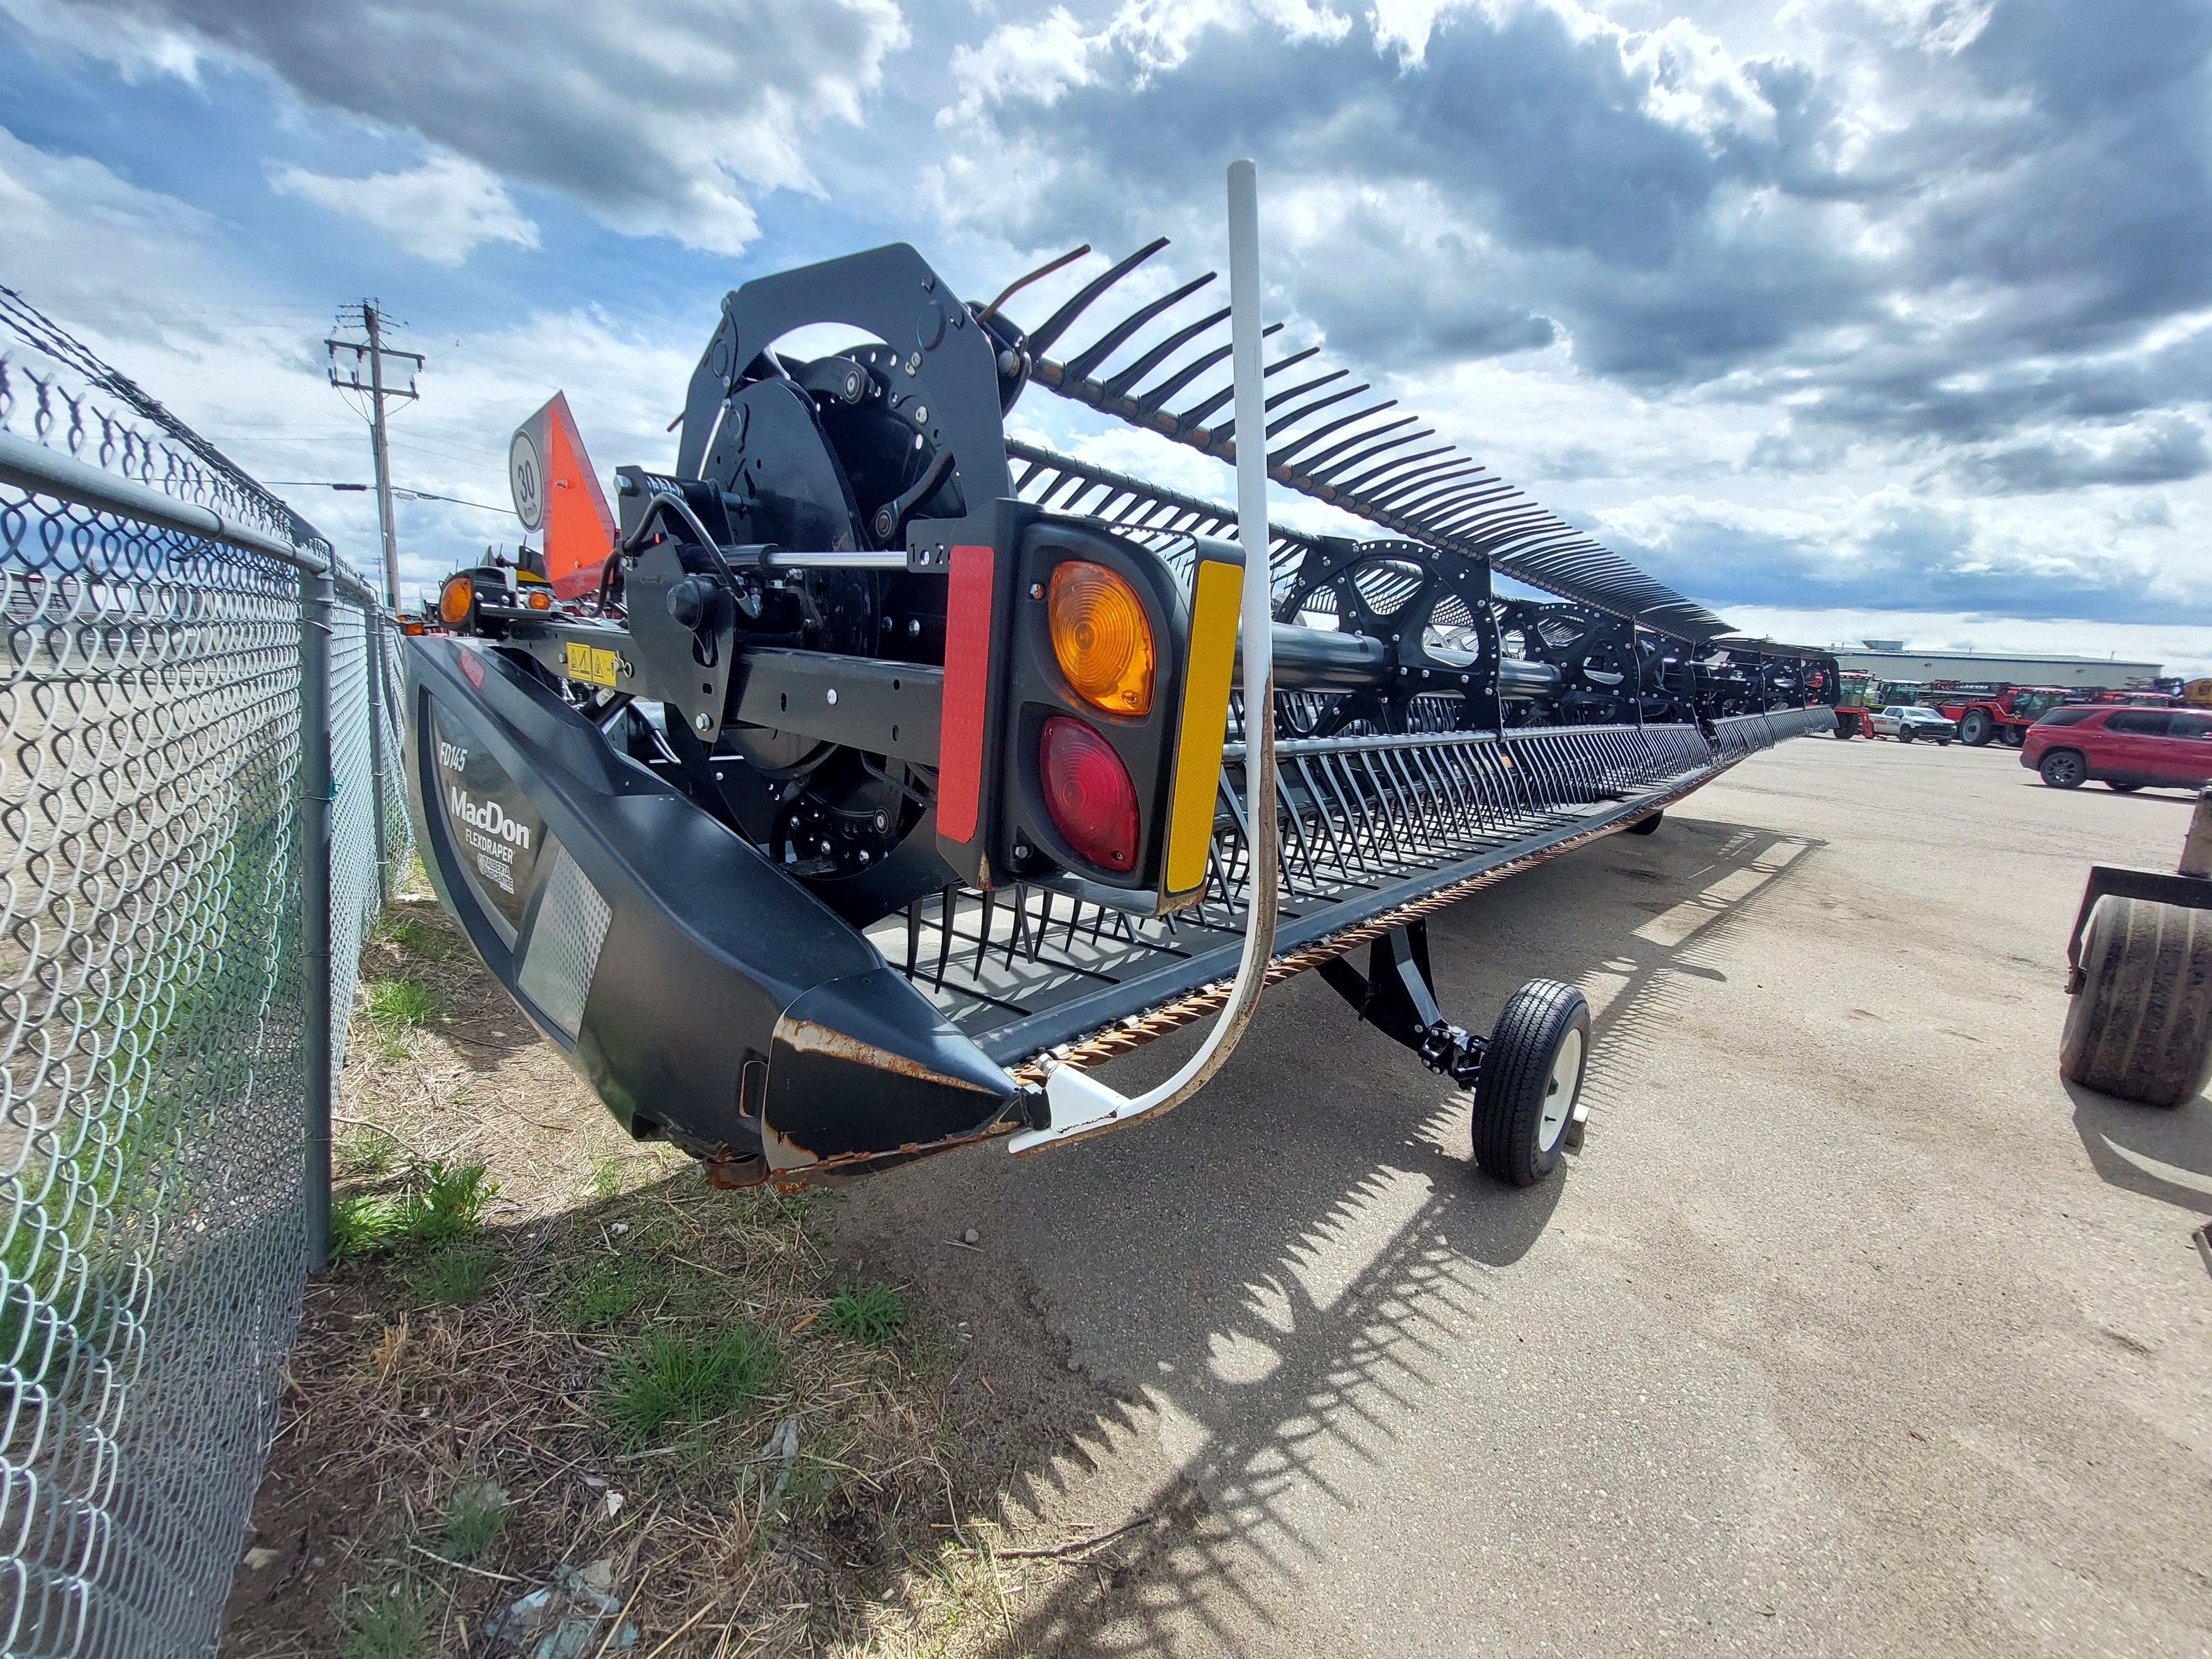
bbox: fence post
[365,602,389,906]
[301,568,335,1266]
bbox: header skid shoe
[403,636,1025,1180]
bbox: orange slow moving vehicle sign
[509,393,615,600]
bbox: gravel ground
[827,733,2212,1658]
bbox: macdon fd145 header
[404,233,1838,1193]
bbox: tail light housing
[439,573,477,628]
[1039,717,1140,871]
[933,503,1241,910]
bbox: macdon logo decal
[446,785,533,849]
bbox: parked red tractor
[1923,684,2075,748]
[1832,671,1879,739]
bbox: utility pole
[364,303,400,611]
[326,303,422,608]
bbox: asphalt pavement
[829,732,2212,1657]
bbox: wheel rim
[2051,755,2080,785]
[1537,1028,1583,1153]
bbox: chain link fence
[0,290,409,1656]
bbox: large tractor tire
[1959,709,1994,746]
[2060,896,2212,1107]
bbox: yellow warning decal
[1165,555,1243,894]
[565,640,620,687]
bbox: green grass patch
[584,1154,624,1199]
[337,1125,399,1180]
[403,1161,494,1244]
[329,1193,406,1264]
[329,1162,495,1265]
[603,1325,785,1449]
[779,1454,836,1517]
[336,1581,434,1659]
[364,977,445,1029]
[437,1479,510,1563]
[559,1254,650,1328]
[384,917,461,962]
[411,1245,495,1306]
[823,1281,904,1347]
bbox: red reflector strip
[937,543,994,843]
[458,648,485,690]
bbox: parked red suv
[2022,706,2212,791]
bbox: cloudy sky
[3,0,2207,670]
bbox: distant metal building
[1832,646,2163,688]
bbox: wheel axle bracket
[1318,921,1486,1087]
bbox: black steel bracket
[1317,921,1486,1087]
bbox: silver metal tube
[300,568,335,1266]
[0,427,378,601]
[364,603,389,906]
[1010,158,1280,1152]
[1253,625,1392,690]
[761,550,911,570]
[1500,657,1564,698]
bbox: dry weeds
[220,872,1059,1659]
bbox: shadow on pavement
[827,813,1824,1656]
[2067,1079,2212,1215]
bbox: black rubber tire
[2040,749,2086,789]
[1833,719,1854,739]
[1937,738,1952,747]
[2000,727,2026,748]
[1897,727,1915,743]
[2108,781,2142,792]
[1626,810,1663,836]
[2060,896,2212,1107]
[1959,709,1994,746]
[1473,980,1591,1186]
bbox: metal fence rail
[0,298,404,1657]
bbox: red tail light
[1040,716,1139,873]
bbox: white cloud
[271,155,538,267]
[3,0,910,254]
[0,122,221,335]
[942,6,1098,124]
[0,120,702,598]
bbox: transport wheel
[1959,710,1994,745]
[2060,896,2212,1107]
[1834,719,1854,739]
[2039,750,2086,789]
[1626,810,1663,836]
[2108,781,2143,792]
[1473,980,1591,1186]
[2001,727,2026,748]
[1937,738,1953,747]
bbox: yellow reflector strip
[1166,556,1242,894]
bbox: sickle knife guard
[404,237,1839,1183]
